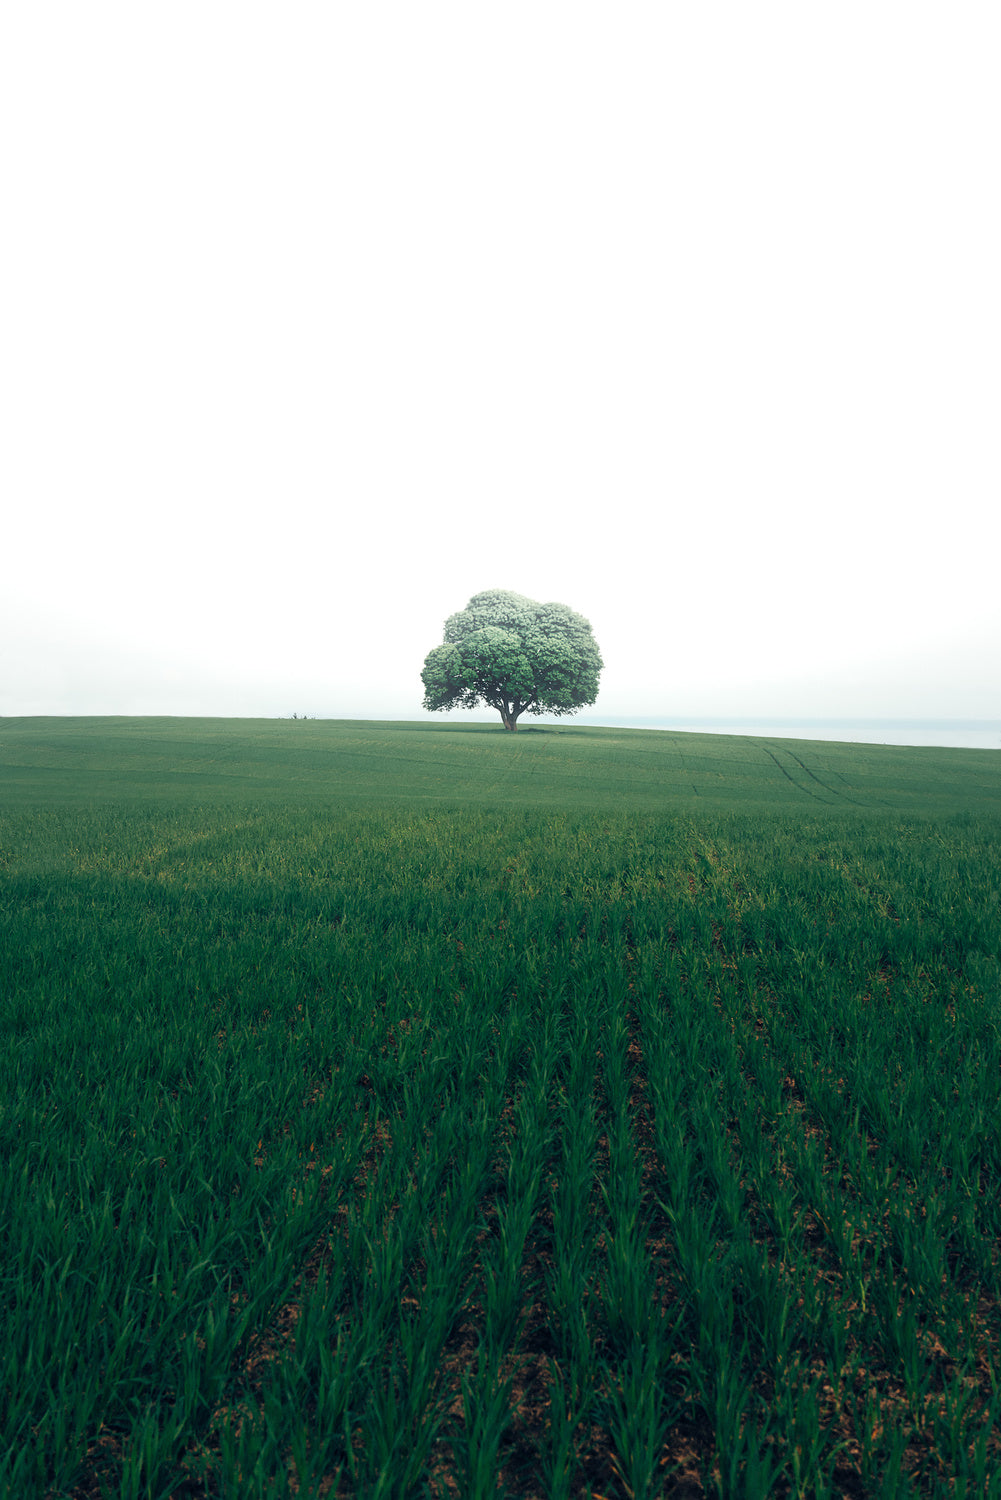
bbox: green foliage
[421,587,603,728]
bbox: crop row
[1,803,999,1496]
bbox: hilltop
[1,715,998,815]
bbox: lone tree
[421,589,603,731]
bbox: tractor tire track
[781,746,890,809]
[759,744,833,804]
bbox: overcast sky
[3,3,999,724]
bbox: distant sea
[571,718,1001,751]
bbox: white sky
[2,3,999,722]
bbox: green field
[3,715,1000,814]
[2,718,1000,1498]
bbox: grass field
[3,716,1000,814]
[1,718,1000,1498]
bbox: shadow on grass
[375,720,595,736]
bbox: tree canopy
[421,589,603,730]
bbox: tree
[421,589,603,731]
